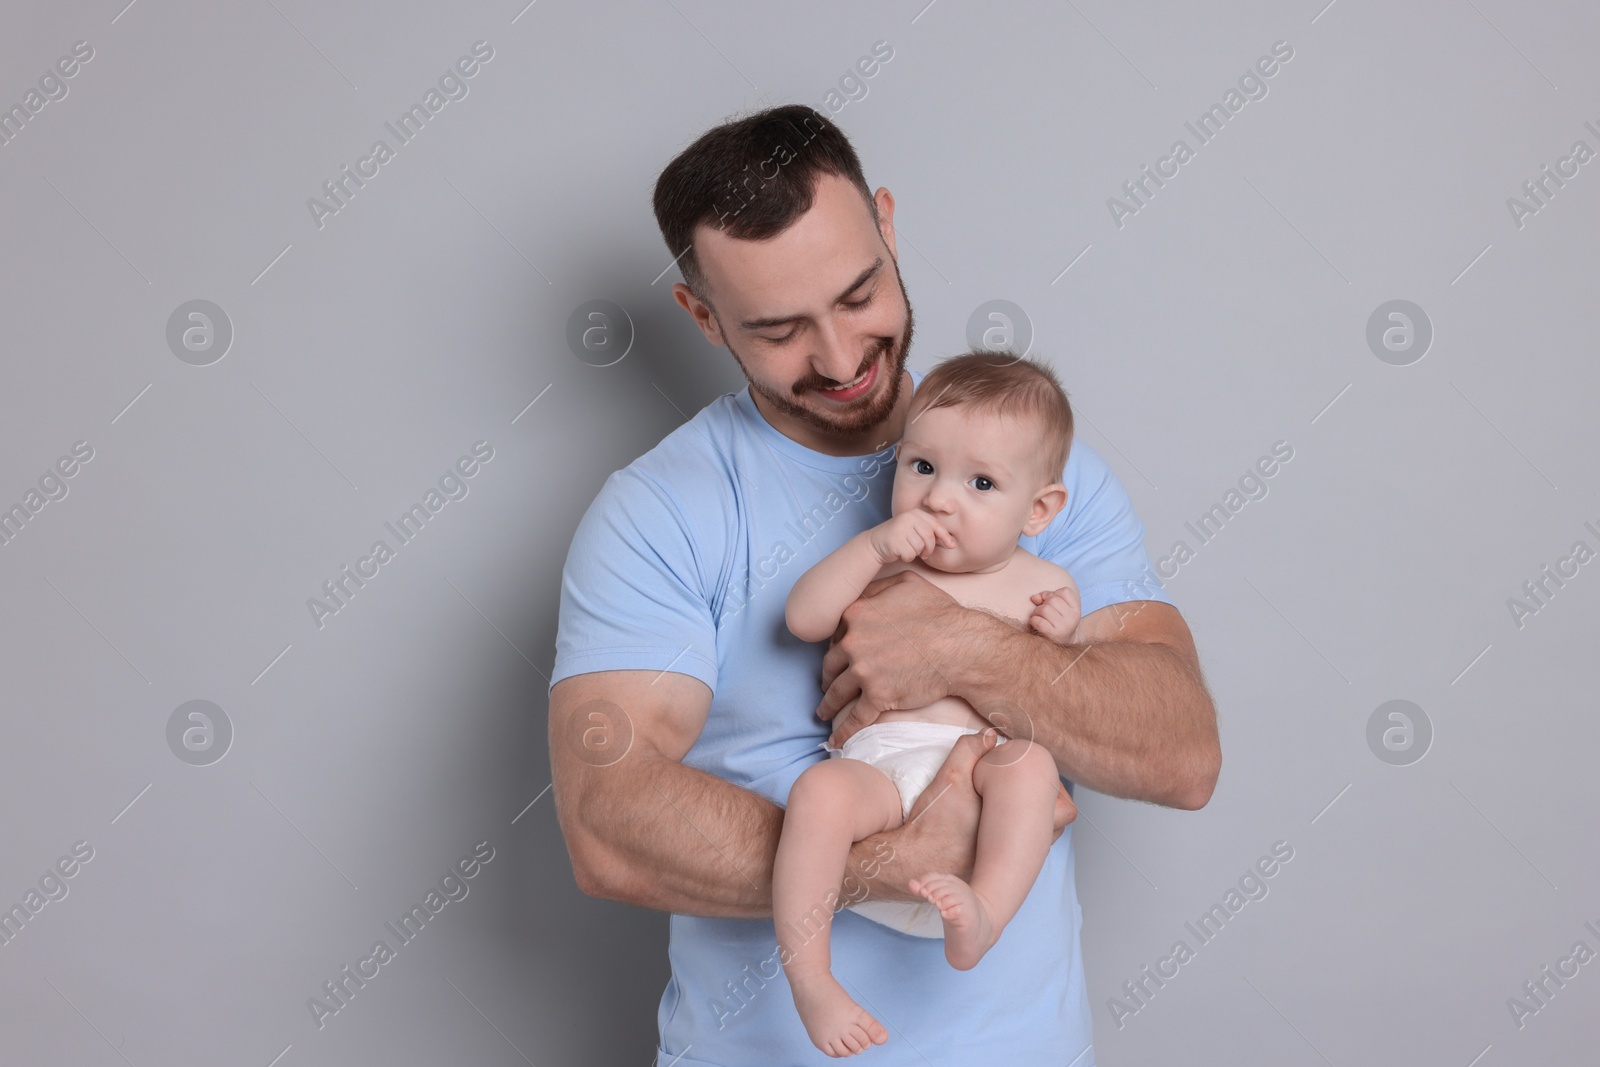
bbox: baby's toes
[913,873,953,904]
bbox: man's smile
[813,355,880,402]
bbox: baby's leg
[910,738,1061,970]
[774,757,905,1057]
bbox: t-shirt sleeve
[1033,440,1174,619]
[548,466,720,698]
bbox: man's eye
[761,331,797,345]
[843,290,874,309]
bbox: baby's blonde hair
[909,349,1074,487]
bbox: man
[548,104,1219,1065]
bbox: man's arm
[816,573,1220,810]
[550,667,1075,915]
[550,669,777,916]
[969,597,1220,809]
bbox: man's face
[673,172,914,449]
[890,404,1066,573]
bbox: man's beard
[724,280,916,444]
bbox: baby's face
[890,403,1057,572]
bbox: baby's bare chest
[879,555,1059,630]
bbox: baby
[776,350,1085,1057]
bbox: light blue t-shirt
[550,368,1173,1066]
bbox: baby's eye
[912,459,933,475]
[971,476,995,492]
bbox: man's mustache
[797,337,896,393]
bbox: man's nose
[812,319,861,385]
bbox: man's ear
[1022,483,1068,537]
[873,186,898,261]
[672,281,725,345]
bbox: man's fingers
[818,633,854,698]
[905,730,992,825]
[859,570,915,599]
[830,718,854,746]
[819,639,842,692]
[1052,783,1077,840]
[915,730,993,802]
[815,666,861,723]
[943,729,999,776]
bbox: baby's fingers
[1030,617,1067,640]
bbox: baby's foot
[789,972,889,1057]
[909,872,1001,970]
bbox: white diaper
[819,719,1006,938]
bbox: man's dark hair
[652,104,878,307]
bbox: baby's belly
[875,697,989,731]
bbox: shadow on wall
[490,264,743,1062]
[472,547,671,1065]
[553,257,752,406]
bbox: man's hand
[857,730,1077,900]
[825,698,870,750]
[816,570,968,728]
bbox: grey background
[1,0,1595,1064]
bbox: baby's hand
[1028,584,1082,644]
[867,510,954,566]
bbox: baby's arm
[1026,572,1083,645]
[785,511,954,643]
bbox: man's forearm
[564,750,914,916]
[952,607,1218,808]
[564,748,782,917]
